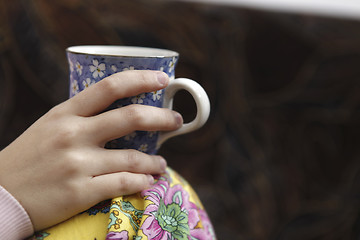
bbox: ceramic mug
[66,45,210,154]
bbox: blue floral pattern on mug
[67,48,178,155]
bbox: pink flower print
[141,176,201,240]
[142,177,169,210]
[106,230,129,240]
[189,207,217,240]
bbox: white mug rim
[66,45,179,58]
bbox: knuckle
[126,150,142,171]
[45,104,66,120]
[62,152,85,176]
[137,71,152,87]
[124,105,145,126]
[52,124,79,148]
[100,77,118,97]
[117,175,130,193]
[128,70,156,91]
[38,105,84,149]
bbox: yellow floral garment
[27,168,216,240]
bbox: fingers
[90,172,155,200]
[49,70,176,208]
[65,70,169,117]
[88,149,167,177]
[88,105,183,145]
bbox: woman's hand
[0,70,183,231]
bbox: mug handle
[157,78,210,148]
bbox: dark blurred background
[1,0,360,239]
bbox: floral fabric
[28,168,216,240]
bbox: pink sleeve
[0,185,34,240]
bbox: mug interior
[66,45,179,58]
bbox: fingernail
[173,111,183,127]
[157,72,168,86]
[147,175,154,185]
